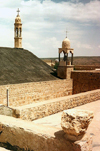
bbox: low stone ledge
[12,89,100,121]
[0,115,92,151]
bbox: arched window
[19,28,21,37]
[16,28,18,37]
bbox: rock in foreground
[61,109,94,141]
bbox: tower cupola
[14,8,22,48]
[62,37,70,49]
[15,15,21,24]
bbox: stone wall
[74,65,100,70]
[57,65,74,79]
[0,79,72,107]
[13,89,100,121]
[71,70,100,94]
[0,115,92,151]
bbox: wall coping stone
[0,79,68,87]
[72,70,100,73]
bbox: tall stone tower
[14,8,22,48]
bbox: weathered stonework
[74,65,100,70]
[0,105,13,117]
[12,89,100,121]
[71,70,100,94]
[57,65,74,79]
[61,109,94,141]
[14,9,22,48]
[0,79,72,107]
[0,115,93,151]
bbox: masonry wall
[13,89,100,121]
[74,65,100,70]
[57,65,74,79]
[0,79,72,107]
[71,70,100,94]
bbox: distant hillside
[0,47,58,85]
[73,56,100,65]
[42,56,100,65]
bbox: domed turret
[57,34,74,79]
[15,15,21,24]
[62,37,70,49]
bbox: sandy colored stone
[0,115,93,151]
[61,109,94,141]
[0,147,10,151]
[14,9,22,48]
[62,37,70,49]
[0,79,72,107]
[10,89,100,121]
[71,70,100,94]
[0,105,13,117]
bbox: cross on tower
[66,30,68,38]
[17,8,20,16]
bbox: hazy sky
[0,0,100,58]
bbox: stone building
[14,8,22,48]
[0,9,58,85]
[0,9,100,151]
[57,36,74,79]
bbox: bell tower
[57,35,74,79]
[14,8,22,48]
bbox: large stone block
[0,115,93,151]
[61,109,94,141]
[0,105,13,117]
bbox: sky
[0,0,100,58]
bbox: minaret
[14,8,22,48]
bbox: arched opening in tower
[16,28,18,37]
